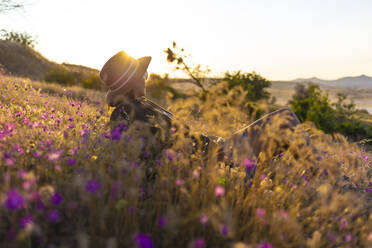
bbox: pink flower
[214,185,225,197]
[200,214,208,225]
[165,149,176,161]
[345,234,352,242]
[279,210,287,220]
[47,150,62,161]
[176,179,184,186]
[256,208,266,218]
[5,157,15,166]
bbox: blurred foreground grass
[1,76,372,248]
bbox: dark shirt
[109,96,225,160]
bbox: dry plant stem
[224,107,317,161]
[180,60,207,93]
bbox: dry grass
[1,76,372,247]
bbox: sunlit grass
[1,76,372,247]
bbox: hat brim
[136,56,151,79]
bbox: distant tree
[289,83,369,140]
[0,0,24,13]
[164,41,211,93]
[224,70,271,101]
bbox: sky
[1,0,372,80]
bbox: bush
[223,71,271,101]
[289,83,371,140]
[45,66,102,90]
[0,29,37,48]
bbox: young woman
[99,51,310,179]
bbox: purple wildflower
[85,179,102,193]
[131,161,139,168]
[19,216,33,229]
[157,215,166,228]
[33,151,41,158]
[5,123,15,133]
[111,126,123,141]
[36,200,45,211]
[242,158,255,170]
[4,190,24,210]
[133,234,153,248]
[46,209,61,223]
[68,116,74,121]
[50,193,63,205]
[67,157,76,166]
[194,238,206,248]
[143,152,150,158]
[221,225,228,236]
[259,242,273,248]
[13,144,24,155]
[80,129,89,137]
[102,132,111,139]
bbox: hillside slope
[0,40,58,79]
[0,40,100,81]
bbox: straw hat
[100,51,151,106]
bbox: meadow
[1,75,372,248]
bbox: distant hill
[0,39,58,80]
[292,75,372,88]
[0,40,102,89]
[0,39,99,81]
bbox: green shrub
[45,67,76,86]
[45,66,103,90]
[146,73,185,106]
[223,70,271,101]
[290,83,371,140]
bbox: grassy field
[1,75,372,247]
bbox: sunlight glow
[0,0,371,80]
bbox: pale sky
[1,0,371,80]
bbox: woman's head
[100,51,151,106]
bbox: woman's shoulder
[109,97,172,127]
